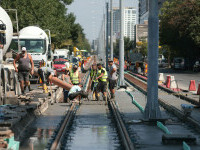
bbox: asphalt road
[159,68,200,92]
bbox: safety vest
[70,70,79,84]
[97,67,108,82]
[145,64,148,74]
[90,69,98,82]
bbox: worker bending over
[34,67,88,100]
[62,68,72,102]
[96,63,108,101]
[70,64,81,85]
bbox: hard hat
[22,47,27,51]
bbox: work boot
[28,85,32,91]
[92,92,96,100]
[96,95,100,101]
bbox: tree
[1,0,90,50]
[160,0,200,59]
[113,37,134,59]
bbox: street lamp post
[110,0,113,61]
[106,2,109,70]
[119,0,125,87]
[144,0,162,119]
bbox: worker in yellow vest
[96,62,108,101]
[70,64,81,85]
[144,62,148,76]
[89,63,99,100]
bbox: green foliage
[114,37,134,58]
[139,41,148,57]
[1,0,90,50]
[160,0,200,58]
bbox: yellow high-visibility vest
[70,70,79,84]
[90,69,98,82]
[97,68,107,82]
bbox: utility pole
[144,0,162,119]
[119,0,125,87]
[110,0,113,61]
[106,2,109,70]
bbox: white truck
[0,6,21,104]
[11,26,53,68]
[53,49,69,60]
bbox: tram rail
[124,72,200,130]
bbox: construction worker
[108,60,118,99]
[144,62,148,76]
[34,67,88,100]
[70,64,81,85]
[96,62,108,101]
[13,47,34,95]
[62,68,72,102]
[89,63,98,100]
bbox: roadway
[159,68,200,92]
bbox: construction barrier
[189,80,196,91]
[166,75,171,88]
[158,73,165,84]
[170,76,177,89]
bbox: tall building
[111,7,137,41]
[139,0,167,24]
[124,8,137,40]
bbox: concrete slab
[115,88,200,149]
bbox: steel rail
[109,100,135,150]
[50,102,76,150]
[124,72,200,130]
[128,71,200,105]
[49,58,93,149]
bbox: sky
[67,0,138,42]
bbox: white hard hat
[22,47,27,51]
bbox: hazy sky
[67,0,138,42]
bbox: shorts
[109,79,117,89]
[91,81,98,91]
[18,71,29,82]
[97,81,107,93]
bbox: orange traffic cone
[166,75,171,88]
[189,80,196,91]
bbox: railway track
[47,59,200,150]
[124,72,200,132]
[48,99,134,150]
[47,57,134,150]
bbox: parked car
[173,57,185,69]
[160,59,168,68]
[53,58,68,72]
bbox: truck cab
[10,26,52,68]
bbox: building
[139,0,167,24]
[124,8,137,40]
[111,7,137,41]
